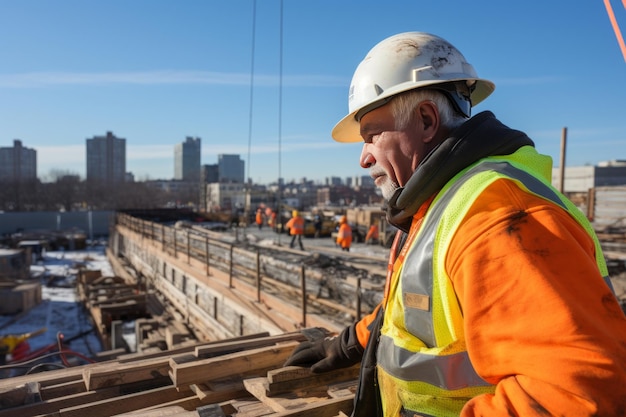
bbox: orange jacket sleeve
[446,179,626,416]
[354,303,382,348]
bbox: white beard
[378,176,399,200]
[370,166,399,200]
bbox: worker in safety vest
[365,221,380,245]
[255,208,263,230]
[285,32,626,417]
[336,215,352,252]
[285,210,305,250]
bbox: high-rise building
[201,164,219,183]
[0,140,37,181]
[218,154,245,183]
[174,137,201,181]
[86,131,126,183]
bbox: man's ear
[417,101,440,143]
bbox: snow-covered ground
[0,243,113,373]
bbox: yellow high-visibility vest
[377,146,610,416]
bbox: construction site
[0,204,624,417]
[1,2,626,415]
[0,208,390,417]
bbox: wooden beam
[58,385,192,417]
[0,386,121,417]
[264,365,360,396]
[270,395,354,417]
[194,332,306,358]
[243,377,329,412]
[84,354,193,391]
[169,342,297,387]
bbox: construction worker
[269,210,277,230]
[255,208,263,230]
[284,32,626,416]
[313,213,323,238]
[285,210,304,250]
[335,215,352,252]
[364,220,379,245]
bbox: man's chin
[377,181,399,201]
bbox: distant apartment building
[0,140,37,181]
[353,175,375,188]
[326,176,343,186]
[201,164,219,183]
[86,131,126,183]
[199,164,219,211]
[218,154,245,183]
[174,137,201,181]
[205,182,246,212]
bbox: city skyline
[1,133,376,186]
[1,1,625,184]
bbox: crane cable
[245,0,257,223]
[277,0,284,245]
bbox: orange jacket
[336,223,352,248]
[255,211,263,225]
[365,224,379,241]
[355,178,626,416]
[285,216,304,235]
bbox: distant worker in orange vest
[270,210,277,230]
[255,208,263,230]
[365,221,379,245]
[285,210,305,250]
[336,215,352,252]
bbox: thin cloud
[36,145,84,163]
[0,71,345,88]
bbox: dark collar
[386,111,535,232]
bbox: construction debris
[0,330,357,417]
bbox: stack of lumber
[77,271,148,350]
[0,329,359,417]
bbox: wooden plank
[40,379,86,400]
[0,381,40,409]
[58,385,192,417]
[194,332,306,358]
[186,379,248,404]
[113,397,205,416]
[326,381,358,399]
[169,342,298,387]
[224,399,273,417]
[0,386,121,417]
[267,366,312,383]
[110,405,199,416]
[83,352,197,391]
[243,377,328,413]
[270,396,354,417]
[0,366,85,391]
[264,365,360,396]
[189,382,242,402]
[195,404,226,417]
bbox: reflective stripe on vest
[377,149,611,416]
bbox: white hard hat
[332,32,495,143]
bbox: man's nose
[360,148,375,169]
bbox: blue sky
[1,0,625,184]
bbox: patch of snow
[0,244,113,372]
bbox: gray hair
[390,89,467,131]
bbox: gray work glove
[284,325,363,373]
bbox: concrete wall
[110,229,286,340]
[0,211,113,237]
